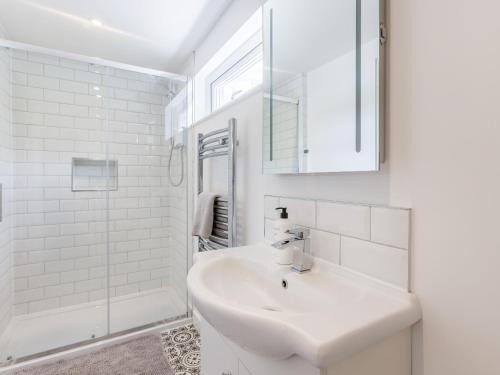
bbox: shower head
[151,75,178,99]
[166,90,177,99]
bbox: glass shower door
[0,51,111,362]
[101,67,189,334]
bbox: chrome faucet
[271,227,313,273]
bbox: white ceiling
[0,0,233,73]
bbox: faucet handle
[286,227,310,239]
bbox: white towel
[192,192,218,237]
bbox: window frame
[206,31,263,112]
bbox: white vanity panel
[199,314,410,375]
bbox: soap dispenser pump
[273,207,290,239]
[273,207,294,265]
[276,207,288,219]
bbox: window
[209,38,263,111]
[192,7,263,122]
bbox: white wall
[183,0,263,75]
[387,1,500,374]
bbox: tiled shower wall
[10,49,181,315]
[0,47,13,335]
[265,196,410,289]
[168,149,188,306]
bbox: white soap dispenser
[273,207,294,265]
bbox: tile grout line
[263,217,409,251]
[264,193,412,211]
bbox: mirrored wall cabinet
[263,0,386,174]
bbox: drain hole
[281,279,288,289]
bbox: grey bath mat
[13,335,173,375]
[160,324,200,375]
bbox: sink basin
[188,244,421,368]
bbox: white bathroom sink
[188,244,421,368]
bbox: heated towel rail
[197,118,237,251]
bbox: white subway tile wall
[341,236,408,288]
[264,196,280,219]
[263,74,303,173]
[9,50,186,315]
[0,47,13,336]
[278,197,316,228]
[168,150,188,306]
[309,229,341,264]
[265,196,410,289]
[370,207,410,249]
[317,202,371,240]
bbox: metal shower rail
[0,38,187,82]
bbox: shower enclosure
[0,44,189,364]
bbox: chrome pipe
[199,128,228,140]
[199,151,229,160]
[227,118,237,247]
[200,144,228,153]
[200,136,228,147]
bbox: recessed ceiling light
[90,19,103,27]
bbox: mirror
[263,0,385,174]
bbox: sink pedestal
[197,312,412,375]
